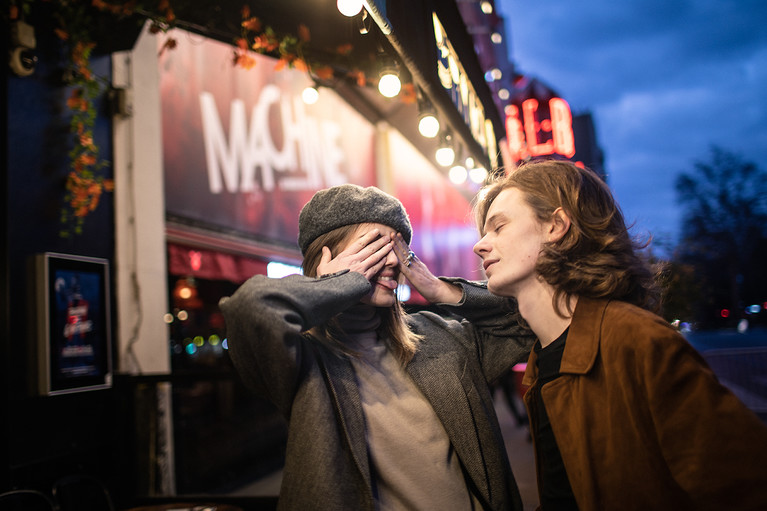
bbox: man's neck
[517,284,577,348]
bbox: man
[473,159,767,510]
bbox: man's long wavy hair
[475,160,662,316]
[302,224,422,364]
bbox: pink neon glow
[523,99,555,157]
[505,97,576,161]
[550,98,576,157]
[504,104,528,161]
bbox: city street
[685,326,767,422]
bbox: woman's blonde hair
[475,160,662,315]
[302,224,422,364]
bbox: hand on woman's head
[316,228,393,281]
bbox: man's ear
[548,207,571,242]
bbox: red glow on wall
[189,250,202,271]
[505,97,576,162]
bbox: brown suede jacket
[522,297,767,510]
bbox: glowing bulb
[378,72,401,98]
[469,166,488,184]
[337,0,363,17]
[435,145,455,167]
[480,1,493,14]
[302,85,319,105]
[491,32,502,44]
[418,114,440,138]
[449,165,467,184]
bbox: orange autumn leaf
[314,66,334,80]
[79,133,94,147]
[242,17,262,32]
[10,5,18,19]
[103,179,115,192]
[349,70,367,87]
[55,28,69,40]
[293,58,308,72]
[274,58,287,71]
[234,52,257,70]
[78,154,97,167]
[67,90,83,109]
[399,83,416,104]
[241,5,251,19]
[252,33,279,52]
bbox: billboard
[159,29,377,248]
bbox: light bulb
[302,85,319,105]
[449,165,467,184]
[378,72,401,98]
[469,166,488,184]
[418,114,440,138]
[436,146,455,167]
[337,0,363,17]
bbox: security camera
[9,46,37,77]
[9,20,37,77]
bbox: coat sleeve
[639,323,767,509]
[429,278,537,383]
[218,270,371,414]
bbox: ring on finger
[404,250,416,267]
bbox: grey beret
[298,184,412,255]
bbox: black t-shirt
[531,328,579,510]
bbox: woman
[220,184,535,510]
[473,159,767,510]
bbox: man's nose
[473,236,488,257]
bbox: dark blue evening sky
[498,0,767,255]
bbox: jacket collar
[522,297,609,385]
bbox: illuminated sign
[159,29,376,246]
[505,97,575,162]
[433,13,498,169]
[199,88,349,194]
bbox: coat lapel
[314,348,372,489]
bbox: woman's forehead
[355,222,396,236]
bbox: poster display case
[32,252,113,395]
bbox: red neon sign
[505,97,575,162]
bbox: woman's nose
[384,247,399,266]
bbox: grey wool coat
[219,270,536,511]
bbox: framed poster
[33,253,113,395]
